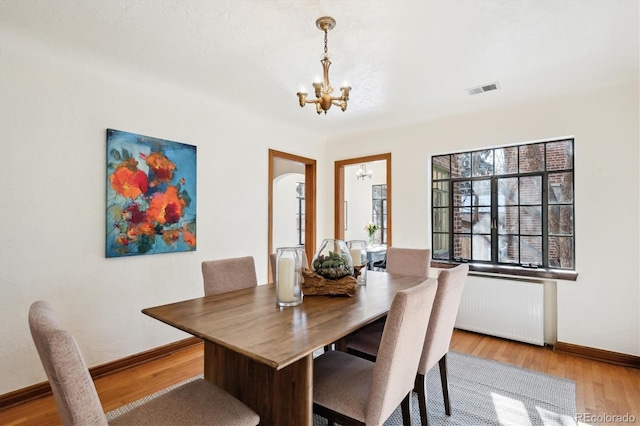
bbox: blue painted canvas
[106,129,196,257]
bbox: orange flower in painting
[147,186,185,225]
[182,224,196,247]
[126,225,141,241]
[116,234,130,246]
[110,158,148,199]
[146,152,176,182]
[138,222,155,235]
[162,229,180,245]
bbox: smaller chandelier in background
[296,16,351,115]
[356,164,372,180]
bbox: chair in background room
[28,301,259,426]
[312,279,438,426]
[201,256,257,296]
[372,252,386,271]
[345,264,469,426]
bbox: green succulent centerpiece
[311,239,354,280]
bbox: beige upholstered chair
[201,256,257,296]
[345,247,432,360]
[345,264,469,426]
[28,300,259,426]
[385,247,431,277]
[313,278,438,426]
[269,250,309,283]
[414,264,469,426]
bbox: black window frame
[431,139,575,273]
[296,182,305,246]
[372,184,387,245]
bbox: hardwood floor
[1,330,638,425]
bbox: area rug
[106,351,577,426]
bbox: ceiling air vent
[466,81,500,96]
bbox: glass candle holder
[276,246,303,307]
[347,240,367,285]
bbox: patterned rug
[106,351,577,426]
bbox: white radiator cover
[453,273,557,346]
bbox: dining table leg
[204,341,313,426]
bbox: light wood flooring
[1,329,638,425]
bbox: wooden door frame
[334,153,392,245]
[268,149,317,282]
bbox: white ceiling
[1,1,638,139]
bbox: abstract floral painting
[106,129,196,257]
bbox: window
[372,184,387,244]
[296,182,305,246]
[432,139,574,270]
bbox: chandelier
[356,164,372,180]
[296,16,351,115]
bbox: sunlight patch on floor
[491,392,533,426]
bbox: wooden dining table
[142,270,432,426]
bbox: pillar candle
[278,257,295,303]
[350,248,362,266]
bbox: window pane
[546,140,573,170]
[549,237,574,269]
[520,176,541,205]
[472,235,491,261]
[495,147,519,175]
[472,150,494,177]
[373,200,383,217]
[433,208,449,232]
[452,153,471,178]
[520,236,542,265]
[498,177,518,205]
[453,208,471,233]
[499,235,519,263]
[520,206,542,235]
[453,181,471,206]
[549,172,573,204]
[549,205,573,236]
[498,206,519,234]
[453,234,471,259]
[433,156,450,179]
[433,181,449,207]
[472,179,491,206]
[433,233,449,259]
[519,143,545,172]
[472,206,492,233]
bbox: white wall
[272,173,305,250]
[325,81,640,357]
[0,29,327,393]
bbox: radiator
[454,273,555,346]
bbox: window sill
[430,261,579,281]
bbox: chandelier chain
[323,29,328,57]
